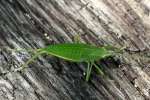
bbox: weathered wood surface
[0,0,150,100]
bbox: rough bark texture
[0,0,150,100]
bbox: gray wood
[0,0,150,100]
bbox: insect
[18,43,122,81]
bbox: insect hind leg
[14,51,45,72]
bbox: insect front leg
[93,63,104,76]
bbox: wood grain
[0,0,150,100]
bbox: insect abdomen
[42,43,109,62]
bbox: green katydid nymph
[16,43,123,82]
[3,39,148,81]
